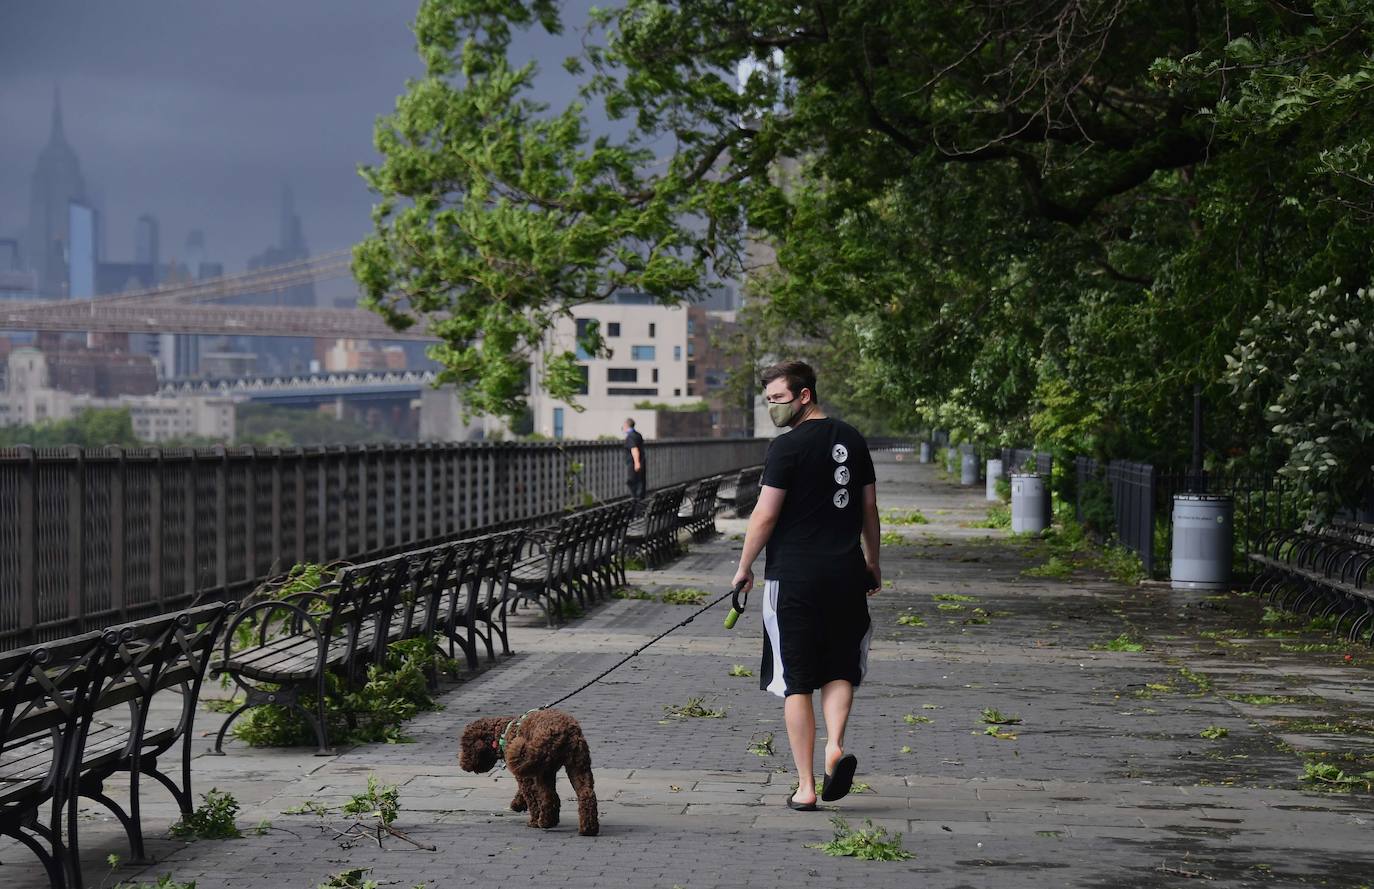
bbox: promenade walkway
[8,454,1374,888]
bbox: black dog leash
[537,581,749,712]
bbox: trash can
[986,459,1004,502]
[1011,473,1050,534]
[1171,494,1234,590]
[919,442,932,463]
[960,452,979,486]
[945,448,958,475]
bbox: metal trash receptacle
[1011,473,1050,534]
[960,452,979,486]
[919,442,932,463]
[1171,494,1233,590]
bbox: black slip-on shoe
[785,795,819,811]
[820,753,858,802]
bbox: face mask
[768,399,802,428]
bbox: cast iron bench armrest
[216,599,326,673]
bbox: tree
[353,0,756,419]
[0,408,140,449]
[357,0,1374,505]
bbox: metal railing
[0,438,768,646]
[1074,455,1304,579]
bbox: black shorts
[759,575,872,697]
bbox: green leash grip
[723,581,748,630]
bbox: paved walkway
[8,455,1374,888]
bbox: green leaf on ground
[807,817,913,861]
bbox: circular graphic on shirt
[832,444,849,464]
[834,465,850,485]
[832,488,850,509]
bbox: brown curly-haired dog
[458,709,599,836]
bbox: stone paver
[6,454,1374,888]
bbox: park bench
[404,529,523,673]
[1,630,111,889]
[507,501,634,626]
[1248,523,1374,644]
[1,600,232,888]
[625,485,687,569]
[677,475,722,542]
[211,556,410,755]
[715,465,762,518]
[75,602,234,871]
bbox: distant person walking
[623,417,646,501]
[732,360,881,810]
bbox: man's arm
[861,483,881,595]
[731,485,786,593]
[631,443,642,472]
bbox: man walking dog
[732,360,881,810]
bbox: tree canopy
[356,0,1374,509]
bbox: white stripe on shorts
[761,579,787,697]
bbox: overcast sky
[0,1,592,290]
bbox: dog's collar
[497,708,540,756]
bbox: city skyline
[0,1,593,279]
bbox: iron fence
[0,438,768,647]
[1073,455,1303,579]
[1001,448,1054,480]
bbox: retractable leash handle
[723,580,748,630]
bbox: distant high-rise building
[233,185,316,374]
[135,214,160,271]
[26,87,89,297]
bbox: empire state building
[27,87,89,298]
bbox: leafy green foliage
[1200,726,1229,740]
[980,709,1022,726]
[353,0,741,419]
[659,587,708,605]
[882,510,929,525]
[969,504,1011,529]
[0,408,140,448]
[233,636,455,748]
[1302,761,1374,793]
[1096,634,1144,653]
[747,732,775,756]
[807,818,913,861]
[235,404,391,447]
[169,789,241,840]
[350,0,1374,518]
[896,612,926,628]
[1022,556,1074,579]
[342,775,401,828]
[662,696,725,720]
[728,664,753,678]
[317,869,378,889]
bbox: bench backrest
[322,557,409,670]
[98,601,235,745]
[0,630,110,796]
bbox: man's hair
[760,360,819,403]
[624,418,636,428]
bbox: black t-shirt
[761,417,875,581]
[624,429,646,472]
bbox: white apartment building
[529,299,696,440]
[0,347,238,442]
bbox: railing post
[148,448,163,611]
[109,445,126,622]
[1143,463,1157,577]
[244,445,257,584]
[64,444,85,631]
[211,444,228,594]
[17,444,36,643]
[293,447,307,566]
